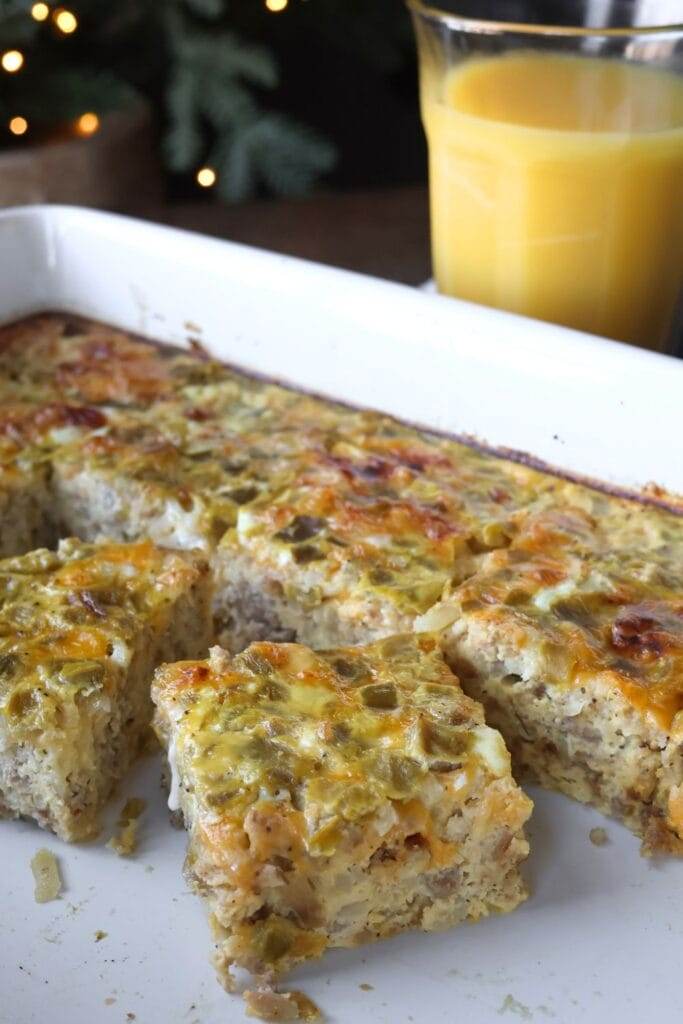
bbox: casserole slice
[418,504,683,855]
[152,635,531,988]
[0,538,212,841]
[213,423,552,651]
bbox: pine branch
[212,114,337,202]
[164,7,336,198]
[250,115,337,198]
[199,78,256,130]
[164,66,203,171]
[170,25,278,91]
[164,21,277,173]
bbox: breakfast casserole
[0,312,682,858]
[0,538,212,841]
[152,636,532,985]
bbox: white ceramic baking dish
[1,205,682,1024]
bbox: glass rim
[405,0,683,36]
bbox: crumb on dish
[243,988,322,1022]
[107,797,147,857]
[31,848,62,903]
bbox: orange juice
[422,53,683,350]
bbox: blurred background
[0,0,432,282]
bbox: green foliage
[0,0,420,200]
[164,8,336,200]
[211,114,336,202]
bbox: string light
[76,112,100,136]
[265,0,288,11]
[53,8,77,33]
[31,2,50,20]
[9,116,28,136]
[196,167,217,188]
[1,50,24,73]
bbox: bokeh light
[9,116,28,136]
[54,8,78,34]
[1,50,24,73]
[196,167,217,188]
[31,3,50,22]
[76,112,100,136]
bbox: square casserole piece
[0,538,212,841]
[418,504,683,855]
[152,635,532,986]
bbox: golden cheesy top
[153,636,511,852]
[228,424,566,618]
[0,538,206,736]
[229,428,683,633]
[0,315,224,406]
[2,314,683,731]
[419,505,683,730]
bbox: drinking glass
[407,1,683,352]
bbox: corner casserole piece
[0,538,212,841]
[418,504,683,855]
[152,636,532,986]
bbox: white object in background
[1,206,682,1024]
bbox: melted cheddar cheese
[153,636,510,857]
[419,506,683,730]
[0,538,206,736]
